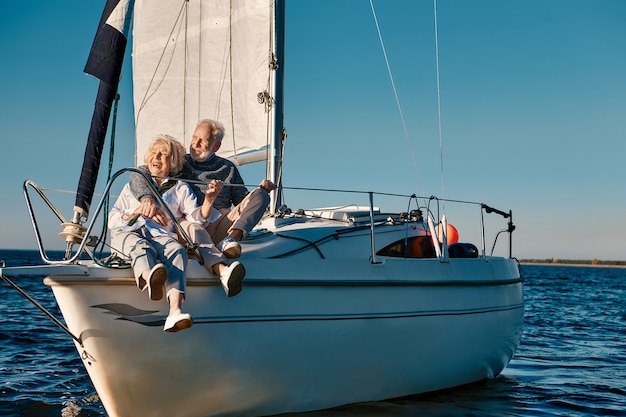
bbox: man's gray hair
[196,119,225,142]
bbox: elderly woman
[108,135,245,332]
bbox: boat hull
[45,256,523,417]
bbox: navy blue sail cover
[75,0,134,217]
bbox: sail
[76,0,134,218]
[132,0,275,166]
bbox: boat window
[377,236,437,258]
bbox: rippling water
[1,250,625,416]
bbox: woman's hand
[127,198,168,226]
[150,208,168,226]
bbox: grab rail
[22,172,515,264]
[276,187,516,260]
[23,168,201,265]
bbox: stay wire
[369,0,423,198]
[93,93,121,263]
[433,0,446,210]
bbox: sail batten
[133,0,274,165]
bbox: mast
[269,0,286,214]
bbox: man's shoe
[217,236,242,259]
[147,263,167,301]
[220,261,246,297]
[163,311,193,332]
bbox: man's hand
[205,179,223,203]
[259,179,277,193]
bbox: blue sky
[0,1,625,260]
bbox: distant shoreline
[520,259,626,268]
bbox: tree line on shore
[520,258,626,266]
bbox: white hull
[36,214,523,417]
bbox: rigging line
[0,273,83,346]
[184,0,190,143]
[31,187,117,199]
[214,6,231,122]
[369,0,423,197]
[171,176,483,204]
[135,1,187,122]
[263,2,276,179]
[433,0,445,209]
[120,174,484,206]
[95,93,121,260]
[228,3,236,153]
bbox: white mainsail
[132,0,274,166]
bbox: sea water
[1,250,625,417]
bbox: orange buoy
[436,223,459,244]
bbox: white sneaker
[163,311,193,332]
[217,236,242,259]
[220,261,246,297]
[147,263,167,301]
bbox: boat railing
[275,186,515,260]
[22,168,201,266]
[21,173,515,265]
[480,203,515,259]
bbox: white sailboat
[1,1,523,417]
